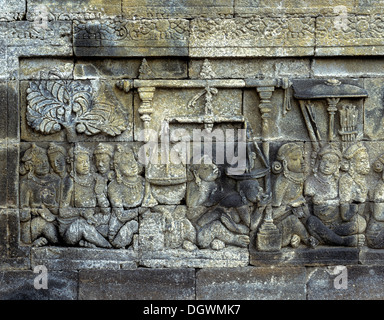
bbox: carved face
[95,153,111,174]
[197,163,220,182]
[286,149,305,173]
[33,154,50,176]
[319,153,340,176]
[354,150,370,175]
[75,153,90,175]
[49,152,66,175]
[117,155,139,177]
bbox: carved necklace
[283,170,304,184]
[29,174,51,186]
[314,173,337,185]
[70,172,93,187]
[120,177,143,191]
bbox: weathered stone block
[189,58,311,79]
[196,267,307,300]
[0,210,29,266]
[362,78,384,140]
[0,81,18,141]
[307,266,384,300]
[27,0,122,20]
[235,0,356,15]
[140,248,250,268]
[74,19,189,57]
[0,0,26,15]
[315,15,384,56]
[78,269,195,299]
[313,58,384,78]
[31,247,138,270]
[74,58,188,80]
[250,246,359,266]
[0,82,7,140]
[0,270,78,300]
[20,58,74,80]
[6,21,72,48]
[190,17,315,58]
[7,81,19,142]
[122,0,234,19]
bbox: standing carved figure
[272,143,318,248]
[20,144,60,247]
[107,145,141,248]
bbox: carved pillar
[256,86,275,193]
[256,86,274,159]
[326,97,340,142]
[138,87,156,142]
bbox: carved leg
[306,215,358,246]
[41,222,60,245]
[197,220,249,249]
[31,217,59,246]
[108,213,123,242]
[278,215,313,248]
[111,220,138,248]
[64,218,112,248]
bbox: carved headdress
[94,143,114,158]
[20,143,48,178]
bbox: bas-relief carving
[19,62,384,267]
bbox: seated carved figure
[272,143,318,248]
[338,142,369,239]
[304,144,364,247]
[107,145,141,248]
[20,144,60,247]
[93,143,115,237]
[47,143,72,208]
[186,156,250,250]
[366,154,384,248]
[57,145,112,248]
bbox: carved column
[326,97,340,142]
[256,86,274,159]
[138,87,156,142]
[256,86,275,193]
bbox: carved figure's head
[94,143,114,174]
[343,142,370,176]
[317,144,342,176]
[189,155,220,185]
[72,145,91,176]
[276,142,305,174]
[47,143,67,176]
[114,145,139,182]
[21,143,50,177]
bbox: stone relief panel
[15,56,384,268]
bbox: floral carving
[26,78,128,141]
[190,17,314,45]
[74,18,189,42]
[317,15,384,41]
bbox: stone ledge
[31,247,138,270]
[78,268,196,300]
[250,246,359,267]
[0,266,382,300]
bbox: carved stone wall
[3,0,384,301]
